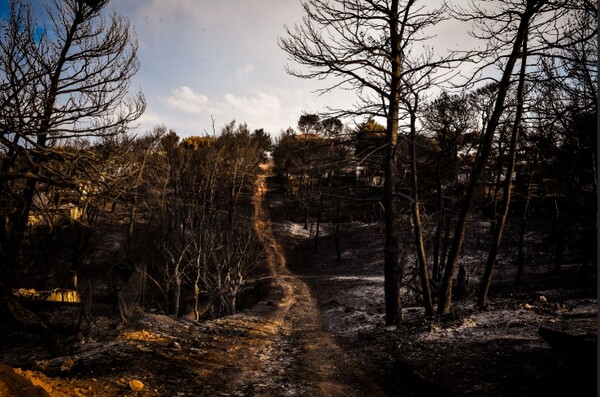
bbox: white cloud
[222,92,292,132]
[112,1,321,137]
[130,110,165,135]
[164,86,210,114]
[235,63,255,81]
[224,92,280,116]
[148,87,292,136]
[143,82,362,137]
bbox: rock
[129,379,144,391]
[60,359,75,372]
[35,360,49,371]
[169,340,182,350]
[539,295,547,303]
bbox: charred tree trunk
[515,167,535,285]
[314,194,323,253]
[437,2,539,314]
[5,175,39,285]
[383,0,403,325]
[538,326,597,370]
[553,180,578,273]
[432,165,445,282]
[408,97,434,315]
[478,30,529,309]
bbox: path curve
[241,162,387,396]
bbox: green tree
[298,113,321,136]
[354,118,386,186]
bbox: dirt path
[0,163,388,396]
[7,162,593,396]
[233,163,387,396]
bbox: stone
[129,380,144,392]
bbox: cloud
[149,82,361,137]
[224,92,280,116]
[164,86,210,114]
[112,1,320,137]
[235,63,254,81]
[130,110,166,135]
[153,86,291,135]
[164,86,284,122]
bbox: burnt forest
[0,0,597,396]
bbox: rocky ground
[0,165,597,396]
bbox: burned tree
[436,0,570,314]
[0,0,144,349]
[280,0,449,325]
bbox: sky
[0,0,474,138]
[111,0,341,137]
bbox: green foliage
[251,128,273,154]
[297,113,344,138]
[359,118,386,133]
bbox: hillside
[0,165,596,396]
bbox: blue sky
[112,0,339,137]
[0,0,472,138]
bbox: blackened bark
[478,30,529,309]
[383,0,406,325]
[408,101,434,315]
[437,1,542,314]
[515,168,535,285]
[432,165,445,282]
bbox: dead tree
[280,0,449,325]
[478,30,529,309]
[0,0,144,351]
[437,0,559,314]
[0,0,144,283]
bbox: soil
[0,163,597,396]
[281,222,598,397]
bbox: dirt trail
[1,164,595,397]
[236,163,387,396]
[0,162,388,396]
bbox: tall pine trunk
[432,169,445,282]
[408,100,434,315]
[437,1,541,314]
[515,164,536,285]
[383,0,404,325]
[478,31,528,309]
